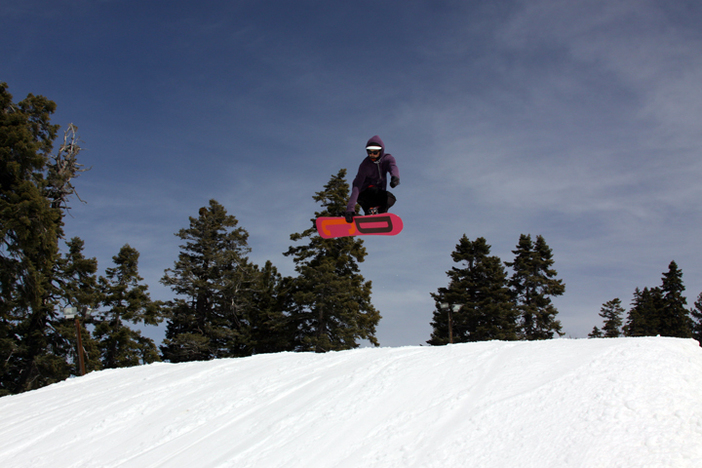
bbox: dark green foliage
[659,261,692,337]
[590,298,624,338]
[93,245,163,368]
[58,238,101,310]
[599,298,625,337]
[0,83,71,394]
[56,237,103,373]
[247,260,295,354]
[505,234,565,340]
[624,287,663,336]
[691,293,702,345]
[160,200,280,361]
[428,236,517,344]
[623,262,693,338]
[284,170,380,352]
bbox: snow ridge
[1,337,701,467]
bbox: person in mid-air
[344,135,400,223]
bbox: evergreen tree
[659,261,692,338]
[94,245,162,368]
[284,169,380,352]
[428,236,517,344]
[505,234,565,340]
[624,287,663,337]
[588,326,603,338]
[55,237,103,374]
[691,292,702,345]
[160,200,263,361]
[624,262,692,338]
[247,260,294,354]
[597,298,624,338]
[1,83,86,394]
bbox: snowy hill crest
[1,337,701,467]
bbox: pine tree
[55,237,103,374]
[624,262,692,338]
[691,293,702,345]
[428,236,517,344]
[624,287,663,336]
[595,298,624,337]
[659,261,692,338]
[588,326,603,338]
[0,83,85,394]
[94,245,162,368]
[505,234,565,340]
[160,200,262,361]
[284,169,380,352]
[247,260,294,354]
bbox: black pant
[357,187,396,214]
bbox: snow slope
[1,337,701,468]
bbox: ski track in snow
[1,337,701,468]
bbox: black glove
[344,211,356,223]
[390,176,400,188]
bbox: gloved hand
[390,176,400,188]
[344,211,356,223]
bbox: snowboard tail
[316,213,403,239]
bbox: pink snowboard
[316,213,404,239]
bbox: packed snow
[1,337,701,468]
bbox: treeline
[5,84,701,397]
[589,261,702,341]
[427,233,702,345]
[427,234,566,344]
[1,84,377,395]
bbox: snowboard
[316,213,404,239]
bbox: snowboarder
[344,135,400,223]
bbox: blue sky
[3,0,702,346]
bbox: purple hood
[346,135,400,212]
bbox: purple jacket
[346,135,400,212]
